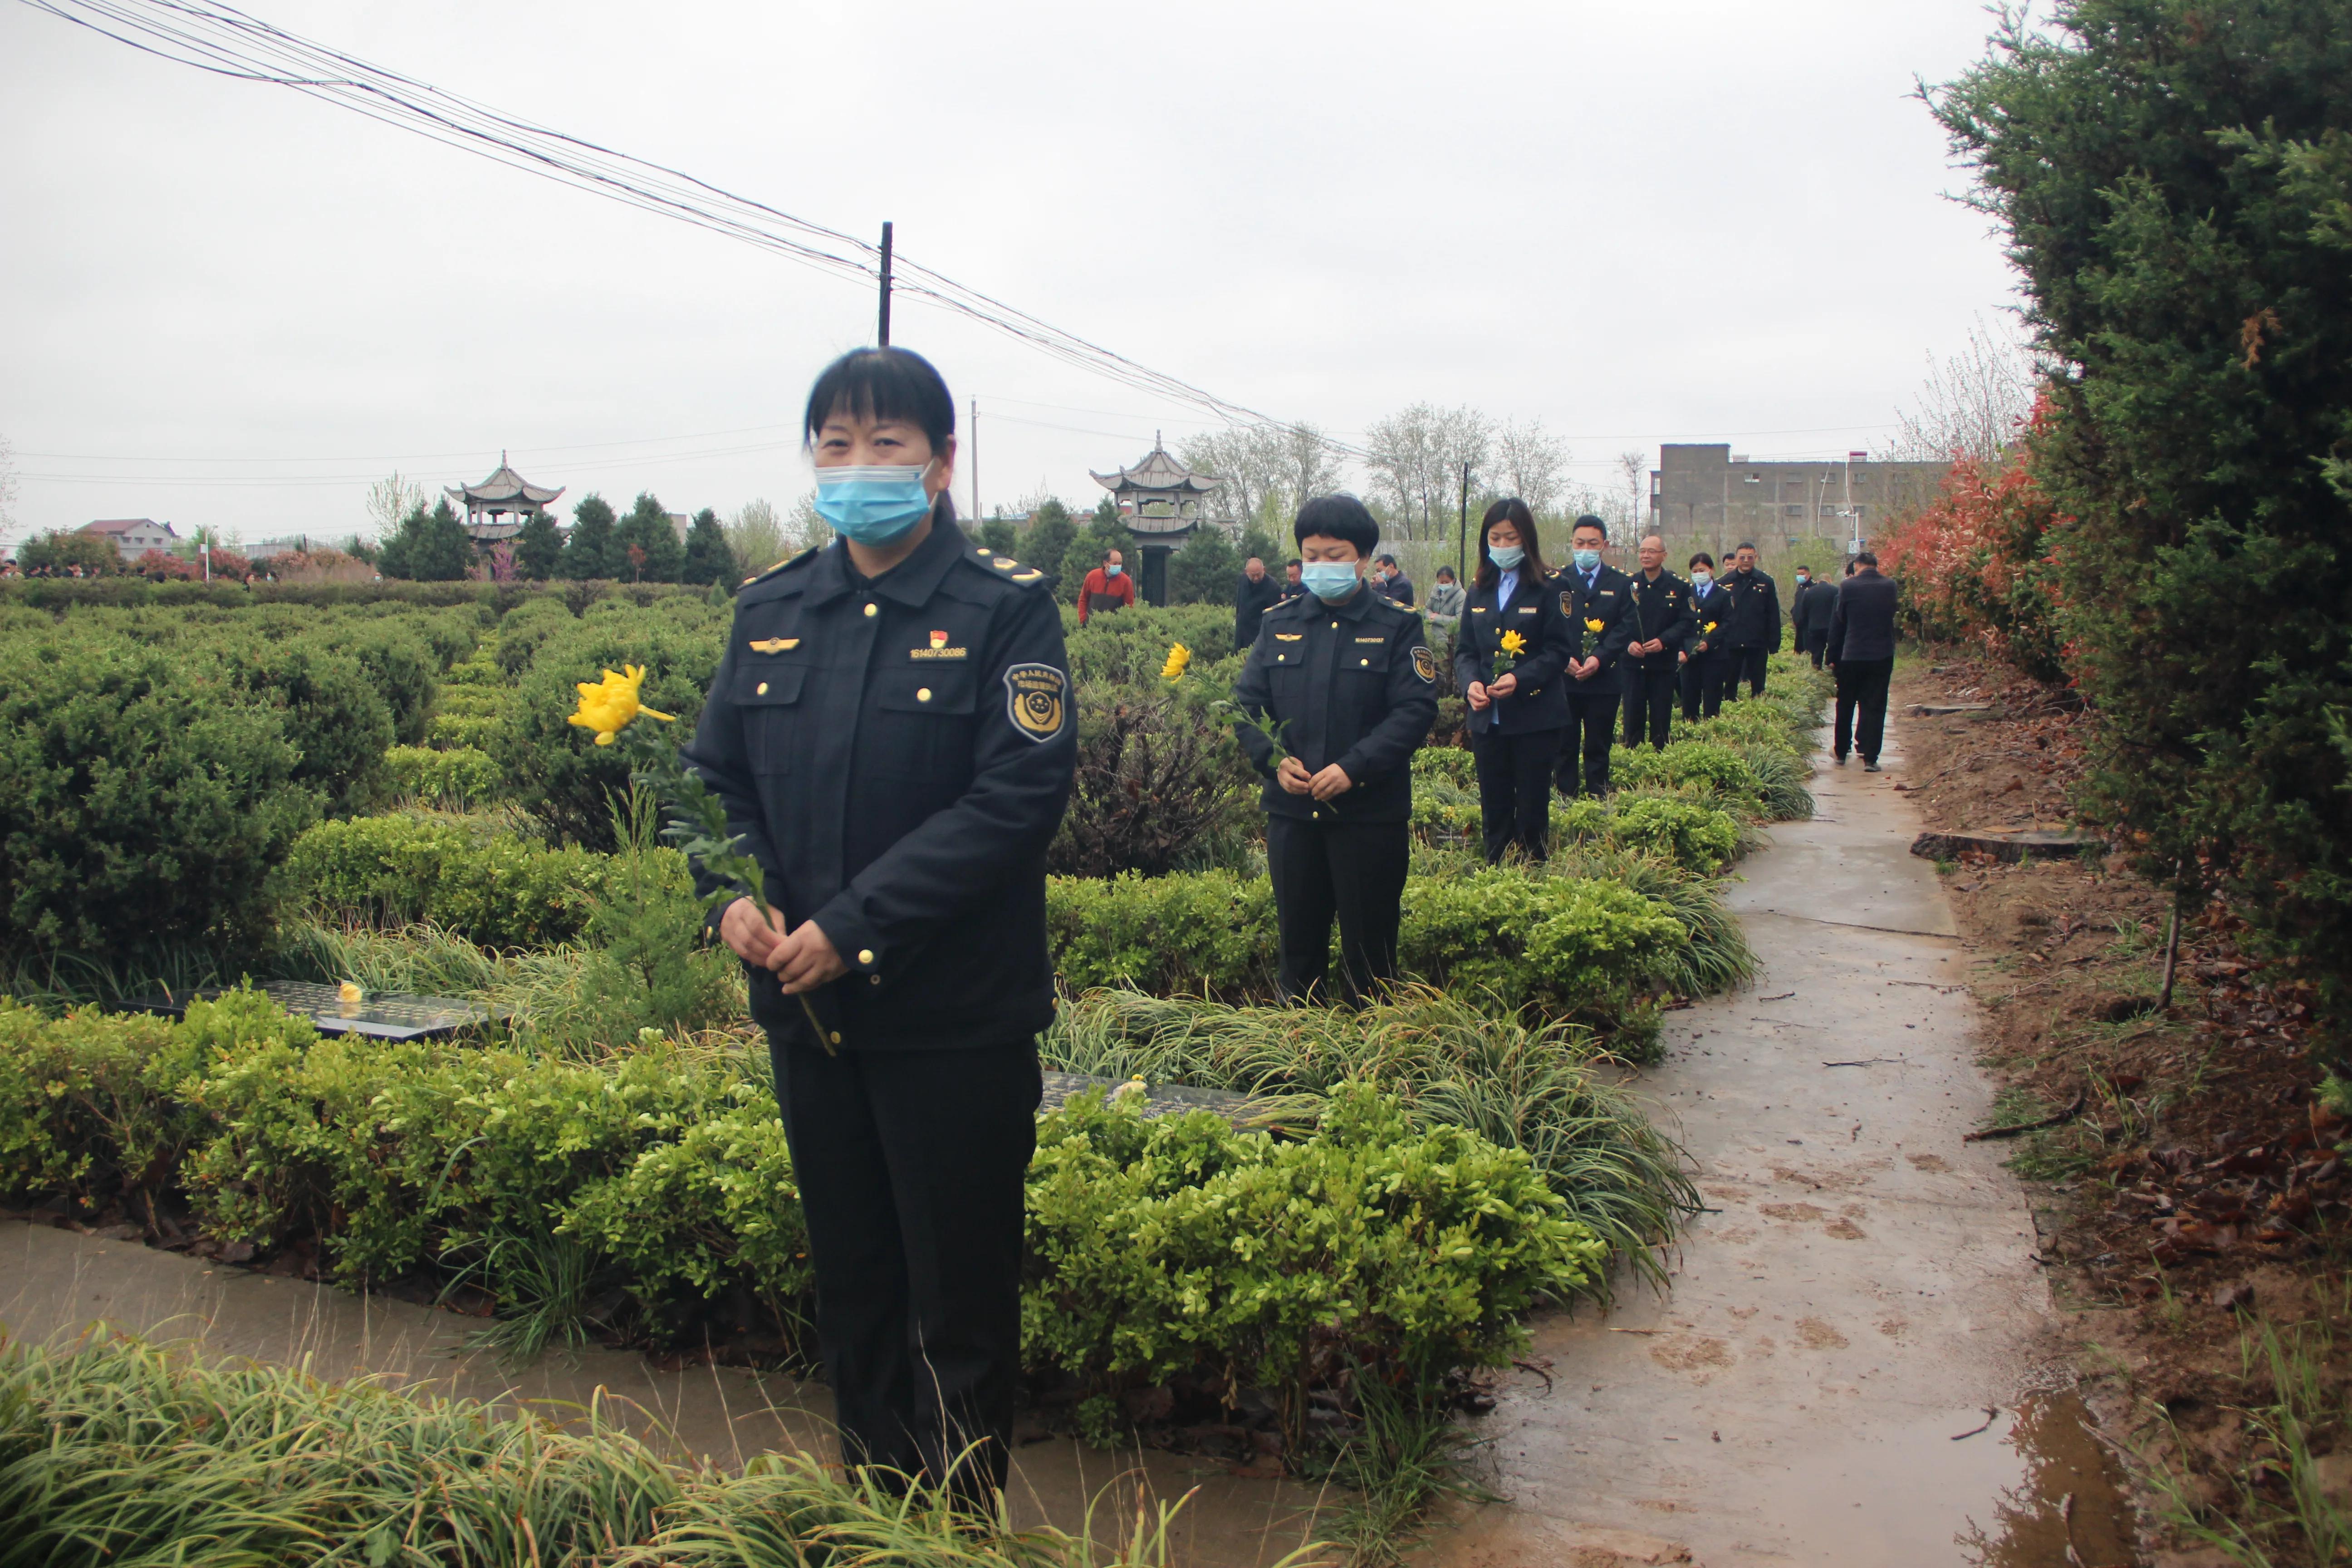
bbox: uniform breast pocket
[734,664,805,774]
[868,666,979,780]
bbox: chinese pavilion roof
[1089,437,1220,497]
[446,452,564,509]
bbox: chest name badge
[1355,635,1384,644]
[1003,663,1068,743]
[747,638,799,654]
[1274,632,1304,642]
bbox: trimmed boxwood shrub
[382,745,501,807]
[490,608,724,848]
[0,642,319,958]
[278,814,618,949]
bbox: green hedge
[1408,769,1745,873]
[1046,865,1690,1014]
[278,814,624,949]
[0,990,1597,1433]
[381,745,500,808]
[0,642,322,958]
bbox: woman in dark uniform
[1453,499,1573,862]
[685,346,1076,1508]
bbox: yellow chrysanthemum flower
[1584,617,1605,634]
[1160,642,1192,681]
[1498,630,1527,656]
[567,664,675,746]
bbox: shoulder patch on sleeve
[1411,646,1436,683]
[1003,662,1068,742]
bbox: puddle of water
[1768,1392,2134,1566]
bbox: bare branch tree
[1278,421,1348,511]
[1887,314,2037,461]
[1494,417,1570,519]
[1615,450,1648,535]
[363,471,427,540]
[724,497,788,578]
[0,431,19,551]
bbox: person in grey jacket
[1826,551,1900,770]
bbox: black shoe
[1833,753,1848,765]
[1863,760,1881,772]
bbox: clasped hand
[720,897,846,993]
[1277,756,1353,801]
[1465,672,1517,710]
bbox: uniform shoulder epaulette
[967,545,1051,588]
[741,544,821,587]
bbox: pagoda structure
[1088,436,1222,606]
[446,453,564,548]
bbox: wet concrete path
[1426,729,2131,1567]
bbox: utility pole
[970,397,979,523]
[1456,461,1470,585]
[877,221,894,348]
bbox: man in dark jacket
[687,347,1075,1506]
[1789,564,1838,667]
[1826,550,1900,770]
[1234,556,1282,650]
[1234,496,1436,1003]
[1552,514,1638,797]
[1619,532,1695,750]
[1720,542,1782,699]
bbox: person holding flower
[1679,550,1735,720]
[1453,498,1573,861]
[1551,514,1637,798]
[681,346,1075,1509]
[1231,494,1436,1004]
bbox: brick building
[1647,445,1946,560]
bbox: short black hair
[1688,551,1716,571]
[1735,540,1758,554]
[1435,565,1455,580]
[1572,514,1608,540]
[1284,558,1302,569]
[1293,494,1379,556]
[1855,549,1880,567]
[1374,553,1397,568]
[803,347,956,453]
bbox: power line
[20,0,1364,451]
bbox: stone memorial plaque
[1038,1070,1268,1128]
[113,981,491,1041]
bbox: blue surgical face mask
[1488,545,1524,571]
[814,462,935,545]
[1103,563,1122,578]
[1692,570,1712,588]
[1572,548,1601,572]
[1301,560,1362,602]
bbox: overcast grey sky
[0,0,2023,547]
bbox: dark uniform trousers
[1729,645,1770,701]
[1621,661,1678,750]
[1471,724,1561,861]
[1680,652,1731,721]
[1268,815,1411,1004]
[774,1037,1040,1501]
[1558,691,1618,796]
[1834,657,1895,763]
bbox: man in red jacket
[1076,549,1136,623]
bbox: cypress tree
[681,506,733,587]
[512,510,563,579]
[614,492,685,583]
[562,495,619,581]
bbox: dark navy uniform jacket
[683,518,1076,1052]
[1622,568,1697,674]
[1452,569,1573,735]
[1554,562,1639,698]
[1721,567,1784,651]
[1685,578,1735,662]
[1230,584,1436,823]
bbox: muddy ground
[1893,652,2351,1568]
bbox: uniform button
[862,602,878,618]
[916,687,931,702]
[870,975,881,986]
[829,1030,843,1045]
[756,681,769,695]
[1361,658,1370,666]
[857,948,875,965]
